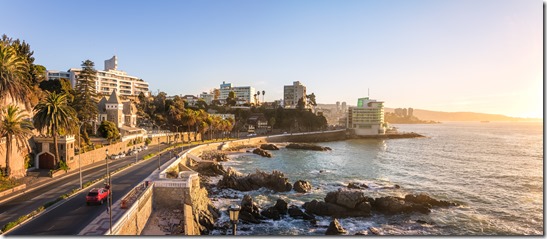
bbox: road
[3,144,185,235]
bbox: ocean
[210,122,543,235]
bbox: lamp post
[157,137,160,171]
[228,204,241,235]
[77,121,84,189]
[105,149,112,234]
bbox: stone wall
[114,183,154,235]
[153,186,185,210]
[66,141,145,171]
[0,139,28,178]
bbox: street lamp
[77,121,84,189]
[228,204,241,235]
[157,137,160,171]
[105,149,112,234]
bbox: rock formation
[286,143,332,151]
[325,218,347,235]
[239,195,264,224]
[218,169,292,192]
[304,189,372,218]
[260,144,279,150]
[347,182,368,189]
[252,148,272,158]
[293,180,312,193]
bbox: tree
[306,93,317,106]
[0,105,33,177]
[226,91,237,106]
[257,91,261,105]
[297,97,306,111]
[0,36,32,107]
[261,90,265,103]
[98,120,120,144]
[33,91,77,168]
[72,60,98,142]
[181,109,197,133]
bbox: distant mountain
[384,108,542,122]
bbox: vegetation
[33,91,77,168]
[97,120,120,143]
[0,35,46,110]
[72,60,99,145]
[0,105,34,177]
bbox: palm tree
[33,91,77,168]
[257,91,261,105]
[261,90,265,103]
[0,105,33,177]
[181,109,197,134]
[0,39,32,106]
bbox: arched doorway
[38,153,55,169]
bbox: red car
[86,188,110,205]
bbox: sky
[1,0,543,118]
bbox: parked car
[86,188,110,205]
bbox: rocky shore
[187,141,459,235]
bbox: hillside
[384,108,542,122]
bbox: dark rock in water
[261,206,281,220]
[347,182,368,189]
[286,143,332,151]
[260,144,279,150]
[288,205,315,220]
[416,220,428,224]
[319,170,326,173]
[218,169,292,192]
[404,193,458,207]
[371,196,408,214]
[274,199,288,215]
[293,180,312,193]
[252,148,272,158]
[240,195,264,223]
[193,162,227,176]
[325,218,347,235]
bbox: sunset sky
[2,0,542,118]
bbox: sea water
[210,122,543,235]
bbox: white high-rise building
[199,92,214,105]
[347,97,386,135]
[47,56,150,97]
[283,81,307,108]
[218,81,256,105]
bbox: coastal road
[1,144,181,235]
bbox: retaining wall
[111,182,154,235]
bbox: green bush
[145,138,151,146]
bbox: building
[199,92,214,105]
[46,70,71,81]
[218,81,256,105]
[181,95,199,106]
[347,97,386,135]
[49,56,150,97]
[97,90,140,136]
[283,81,307,108]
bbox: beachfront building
[51,56,150,97]
[218,81,256,105]
[347,97,386,135]
[283,81,307,109]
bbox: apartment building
[283,81,307,108]
[347,97,386,135]
[218,81,256,105]
[47,56,150,97]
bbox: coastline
[184,130,431,235]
